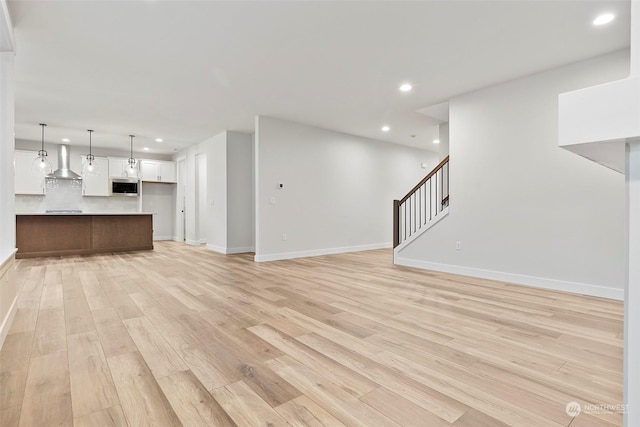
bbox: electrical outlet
[456,241,461,250]
[282,233,287,241]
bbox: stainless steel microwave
[110,178,139,196]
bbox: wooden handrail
[399,155,449,204]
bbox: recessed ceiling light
[399,83,412,92]
[143,147,150,151]
[62,138,70,142]
[381,126,390,132]
[433,139,440,144]
[593,13,614,26]
[155,138,163,142]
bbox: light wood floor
[0,242,623,427]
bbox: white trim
[185,239,201,246]
[0,249,18,350]
[199,239,207,244]
[255,242,391,262]
[153,235,174,241]
[395,208,449,252]
[0,295,17,350]
[206,244,226,253]
[1,0,16,52]
[394,257,623,300]
[206,244,254,255]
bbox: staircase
[393,155,449,251]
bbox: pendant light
[83,129,100,176]
[123,134,139,178]
[32,123,52,174]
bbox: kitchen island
[16,212,153,258]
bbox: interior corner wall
[205,132,228,251]
[255,115,438,261]
[396,49,629,299]
[226,132,253,252]
[438,123,450,161]
[0,52,14,263]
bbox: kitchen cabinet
[108,157,139,178]
[15,150,47,195]
[81,155,109,196]
[140,160,176,183]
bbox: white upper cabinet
[81,155,109,196]
[140,160,176,183]
[108,157,140,178]
[15,150,49,195]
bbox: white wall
[438,123,450,161]
[206,132,227,250]
[0,48,17,349]
[255,115,438,261]
[174,130,253,254]
[141,182,175,240]
[397,50,629,299]
[196,153,208,243]
[227,132,253,252]
[0,52,14,263]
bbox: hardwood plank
[64,296,95,336]
[107,351,181,426]
[360,386,452,427]
[210,380,289,427]
[31,308,66,357]
[122,316,188,378]
[0,332,33,410]
[106,289,144,320]
[297,333,469,423]
[0,406,21,427]
[1,243,624,427]
[19,351,73,427]
[266,356,400,427]
[453,408,510,427]
[91,307,138,358]
[67,331,119,418]
[73,405,128,427]
[157,370,237,427]
[249,323,378,398]
[275,395,346,427]
[128,292,234,390]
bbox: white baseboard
[199,239,207,244]
[185,239,201,246]
[153,235,173,241]
[255,242,392,262]
[394,257,623,300]
[0,296,17,351]
[206,244,254,255]
[0,250,18,350]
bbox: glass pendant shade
[83,154,99,176]
[32,151,52,175]
[83,130,99,176]
[123,134,139,178]
[33,123,52,175]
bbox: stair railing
[393,155,449,248]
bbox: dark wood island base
[16,214,153,258]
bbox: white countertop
[16,212,155,216]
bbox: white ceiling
[8,0,631,155]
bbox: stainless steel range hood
[46,144,82,180]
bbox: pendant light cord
[39,123,47,155]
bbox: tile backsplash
[15,178,140,213]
